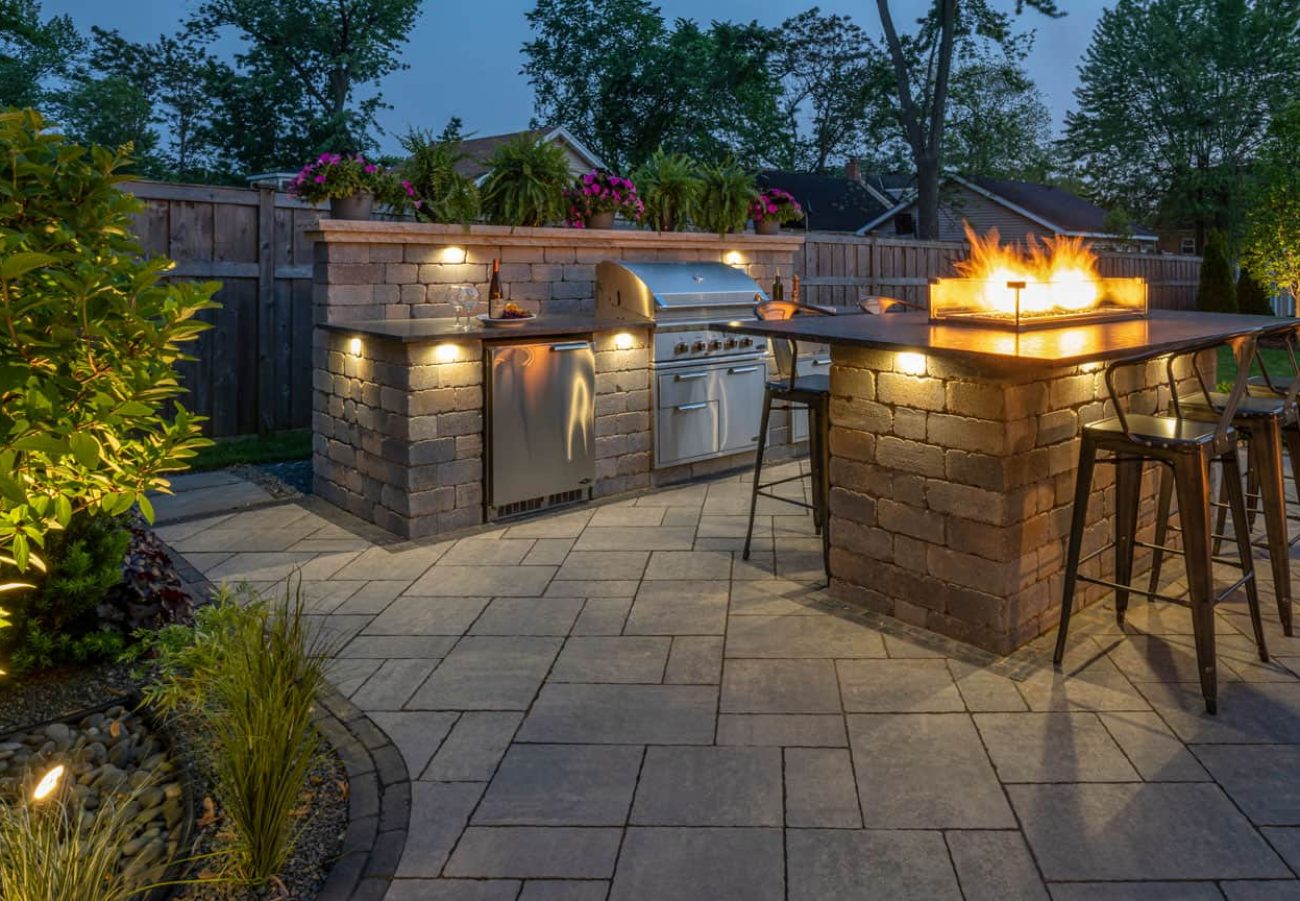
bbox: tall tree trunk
[916,156,942,240]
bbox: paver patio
[158,464,1300,900]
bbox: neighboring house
[757,169,893,233]
[453,126,608,185]
[860,175,1160,251]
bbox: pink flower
[767,203,778,214]
[364,164,378,174]
[314,174,327,184]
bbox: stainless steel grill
[596,261,771,469]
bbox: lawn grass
[190,429,312,471]
[1216,344,1293,390]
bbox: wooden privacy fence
[794,232,1205,311]
[122,179,1205,437]
[124,180,322,437]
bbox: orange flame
[953,222,1103,316]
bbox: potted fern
[632,149,702,231]
[697,158,757,237]
[480,133,571,227]
[394,128,481,223]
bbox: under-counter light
[613,332,635,350]
[896,352,926,375]
[348,337,362,356]
[435,343,460,363]
[724,251,745,267]
[439,246,467,264]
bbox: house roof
[859,174,1158,241]
[453,126,608,182]
[758,170,891,233]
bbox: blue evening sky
[41,0,1108,154]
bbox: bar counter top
[319,313,649,343]
[714,309,1282,366]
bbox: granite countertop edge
[318,314,652,343]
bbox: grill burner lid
[597,261,768,321]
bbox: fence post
[256,185,276,436]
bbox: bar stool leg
[743,391,774,562]
[1172,452,1220,714]
[1114,458,1143,625]
[1283,424,1300,633]
[807,404,823,535]
[1222,448,1269,662]
[1147,463,1174,599]
[815,396,831,576]
[1249,419,1294,636]
[1054,437,1098,666]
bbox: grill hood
[596,261,769,322]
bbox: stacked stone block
[825,347,1209,654]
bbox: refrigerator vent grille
[493,489,586,520]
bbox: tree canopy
[1242,102,1300,305]
[1064,0,1300,251]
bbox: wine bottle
[487,258,503,318]
[772,268,784,301]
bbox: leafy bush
[0,108,217,590]
[632,149,702,231]
[1195,230,1237,313]
[396,129,481,224]
[480,133,571,227]
[5,512,130,673]
[136,582,334,884]
[98,515,193,635]
[696,157,757,236]
[1237,267,1275,316]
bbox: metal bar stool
[743,300,834,575]
[1152,321,1300,637]
[1053,332,1267,714]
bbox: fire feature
[930,224,1147,330]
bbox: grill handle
[727,365,760,374]
[811,358,831,367]
[550,342,590,352]
[676,402,709,412]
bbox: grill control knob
[724,338,737,349]
[674,341,689,354]
[739,337,753,347]
[692,340,707,352]
[709,339,722,350]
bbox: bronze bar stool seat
[859,295,926,315]
[1154,322,1300,638]
[1053,332,1268,714]
[743,300,833,576]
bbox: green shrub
[0,108,217,591]
[480,133,571,227]
[632,149,702,231]
[1237,267,1275,316]
[6,512,130,674]
[396,129,481,224]
[696,157,757,236]
[136,581,334,885]
[1195,230,1238,313]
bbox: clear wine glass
[448,285,469,330]
[459,285,481,329]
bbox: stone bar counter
[716,310,1274,654]
[309,220,804,539]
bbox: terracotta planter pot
[754,218,781,235]
[585,210,617,229]
[330,192,374,220]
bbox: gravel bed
[0,660,137,735]
[231,460,311,498]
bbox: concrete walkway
[158,465,1300,901]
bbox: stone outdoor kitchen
[309,219,1262,656]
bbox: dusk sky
[42,0,1110,153]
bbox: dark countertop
[319,314,651,343]
[713,310,1283,367]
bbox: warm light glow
[724,251,745,267]
[348,337,362,356]
[33,765,64,801]
[435,343,460,363]
[613,332,634,350]
[439,246,467,264]
[896,352,927,375]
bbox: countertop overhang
[319,314,652,343]
[713,310,1284,367]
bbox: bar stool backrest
[754,300,832,391]
[1255,320,1300,412]
[859,296,924,315]
[1104,331,1259,451]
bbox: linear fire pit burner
[930,224,1148,331]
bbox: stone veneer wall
[310,221,802,325]
[825,348,1208,653]
[311,222,804,536]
